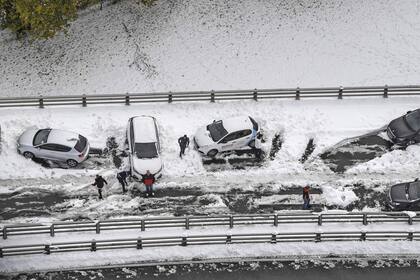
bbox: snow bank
[321,185,358,208]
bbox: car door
[218,131,251,151]
[37,144,70,161]
[233,129,253,148]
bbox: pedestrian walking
[142,170,156,197]
[178,134,190,158]
[92,174,108,200]
[303,185,311,210]
[116,170,130,193]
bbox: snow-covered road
[1,97,420,222]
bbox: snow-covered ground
[1,0,420,97]
[1,97,420,223]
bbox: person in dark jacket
[92,174,108,200]
[178,135,190,158]
[142,170,156,197]
[116,170,130,193]
[303,185,311,209]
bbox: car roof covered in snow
[221,116,253,133]
[132,116,157,143]
[47,129,80,146]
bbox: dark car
[387,179,420,210]
[387,109,420,146]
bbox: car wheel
[207,149,218,157]
[67,159,78,168]
[23,151,35,159]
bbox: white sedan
[127,116,163,180]
[193,116,262,157]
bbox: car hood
[18,128,38,146]
[194,127,215,147]
[388,117,414,138]
[390,183,408,202]
[132,157,163,175]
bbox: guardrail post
[229,215,234,228]
[226,234,232,244]
[210,90,215,103]
[125,94,130,105]
[39,95,44,108]
[273,214,278,227]
[2,227,6,240]
[141,219,145,231]
[168,92,173,103]
[44,244,51,255]
[0,247,3,258]
[295,87,300,100]
[182,236,187,246]
[82,95,87,107]
[338,86,343,99]
[383,85,388,98]
[185,217,190,230]
[50,224,55,237]
[96,221,101,234]
[360,231,366,241]
[271,233,277,244]
[91,240,97,252]
[318,214,323,226]
[363,213,368,225]
[408,231,414,241]
[408,215,413,225]
[137,237,143,249]
[315,233,321,242]
[253,89,258,101]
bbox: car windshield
[33,129,51,146]
[405,110,420,131]
[408,182,420,200]
[134,143,158,159]
[74,135,87,152]
[207,121,228,142]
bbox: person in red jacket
[303,186,311,209]
[142,170,156,197]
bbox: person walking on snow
[303,185,311,210]
[142,170,156,197]
[178,135,190,158]
[92,174,108,200]
[116,170,130,193]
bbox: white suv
[127,116,163,179]
[193,116,261,157]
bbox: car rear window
[135,143,158,159]
[207,121,228,142]
[74,135,87,152]
[33,129,51,146]
[249,117,259,131]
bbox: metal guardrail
[1,230,419,258]
[1,212,418,240]
[1,85,419,108]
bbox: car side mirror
[415,178,419,182]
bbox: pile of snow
[321,185,358,208]
[1,0,420,97]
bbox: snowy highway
[1,97,420,223]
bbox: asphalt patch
[300,138,316,163]
[320,129,393,173]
